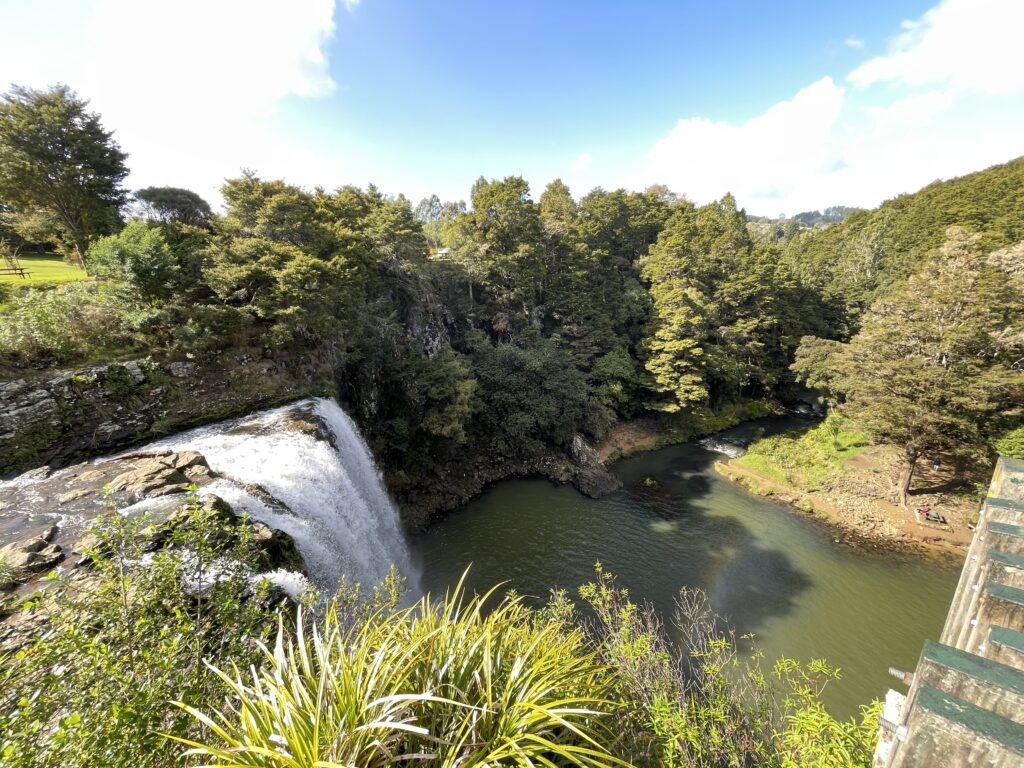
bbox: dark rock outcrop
[0,347,327,478]
[568,434,621,498]
[398,436,621,530]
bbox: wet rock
[0,526,64,582]
[109,461,191,497]
[251,521,305,571]
[75,469,107,483]
[108,451,213,498]
[69,531,100,567]
[58,489,93,504]
[569,434,621,498]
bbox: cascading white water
[697,436,747,458]
[147,397,414,591]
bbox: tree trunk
[894,449,919,508]
[72,240,89,274]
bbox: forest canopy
[1,84,1022,505]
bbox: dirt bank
[715,448,974,563]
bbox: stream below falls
[414,417,961,719]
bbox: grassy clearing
[0,253,87,286]
[732,413,870,492]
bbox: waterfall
[148,397,414,591]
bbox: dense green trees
[1,82,1021,506]
[134,186,212,226]
[0,86,128,266]
[640,195,823,413]
[782,158,1024,318]
[794,227,1024,505]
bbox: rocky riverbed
[0,448,304,602]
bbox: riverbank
[598,399,775,463]
[713,420,975,562]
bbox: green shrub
[0,281,135,362]
[87,220,180,303]
[579,565,880,768]
[0,494,282,768]
[174,578,624,767]
[1,510,879,768]
[994,424,1024,459]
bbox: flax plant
[173,580,629,767]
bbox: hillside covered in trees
[2,86,1023,512]
[2,77,1024,768]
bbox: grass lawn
[731,414,870,491]
[0,253,88,286]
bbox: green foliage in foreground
[732,413,870,492]
[175,583,624,768]
[176,566,879,767]
[0,496,281,768]
[0,499,880,768]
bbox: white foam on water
[697,437,747,459]
[148,397,414,592]
[252,569,313,602]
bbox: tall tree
[134,187,211,226]
[793,227,1024,505]
[639,195,749,411]
[0,85,128,266]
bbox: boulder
[167,361,197,378]
[569,434,621,498]
[251,521,305,571]
[0,525,63,584]
[108,451,213,498]
[109,460,191,497]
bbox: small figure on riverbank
[916,505,947,525]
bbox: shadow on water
[617,448,813,639]
[414,416,960,718]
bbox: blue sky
[1,0,1022,215]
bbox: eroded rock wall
[0,346,328,477]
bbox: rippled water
[414,419,961,718]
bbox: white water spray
[697,436,747,459]
[148,397,414,591]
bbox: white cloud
[639,0,1024,215]
[645,78,844,214]
[0,0,346,209]
[570,152,593,173]
[849,0,1024,94]
[844,37,864,49]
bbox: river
[414,418,961,719]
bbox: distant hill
[782,157,1024,316]
[747,206,862,246]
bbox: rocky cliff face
[398,433,621,530]
[0,345,327,478]
[2,351,621,535]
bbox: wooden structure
[0,251,29,278]
[873,457,1024,767]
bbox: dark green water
[414,420,961,718]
